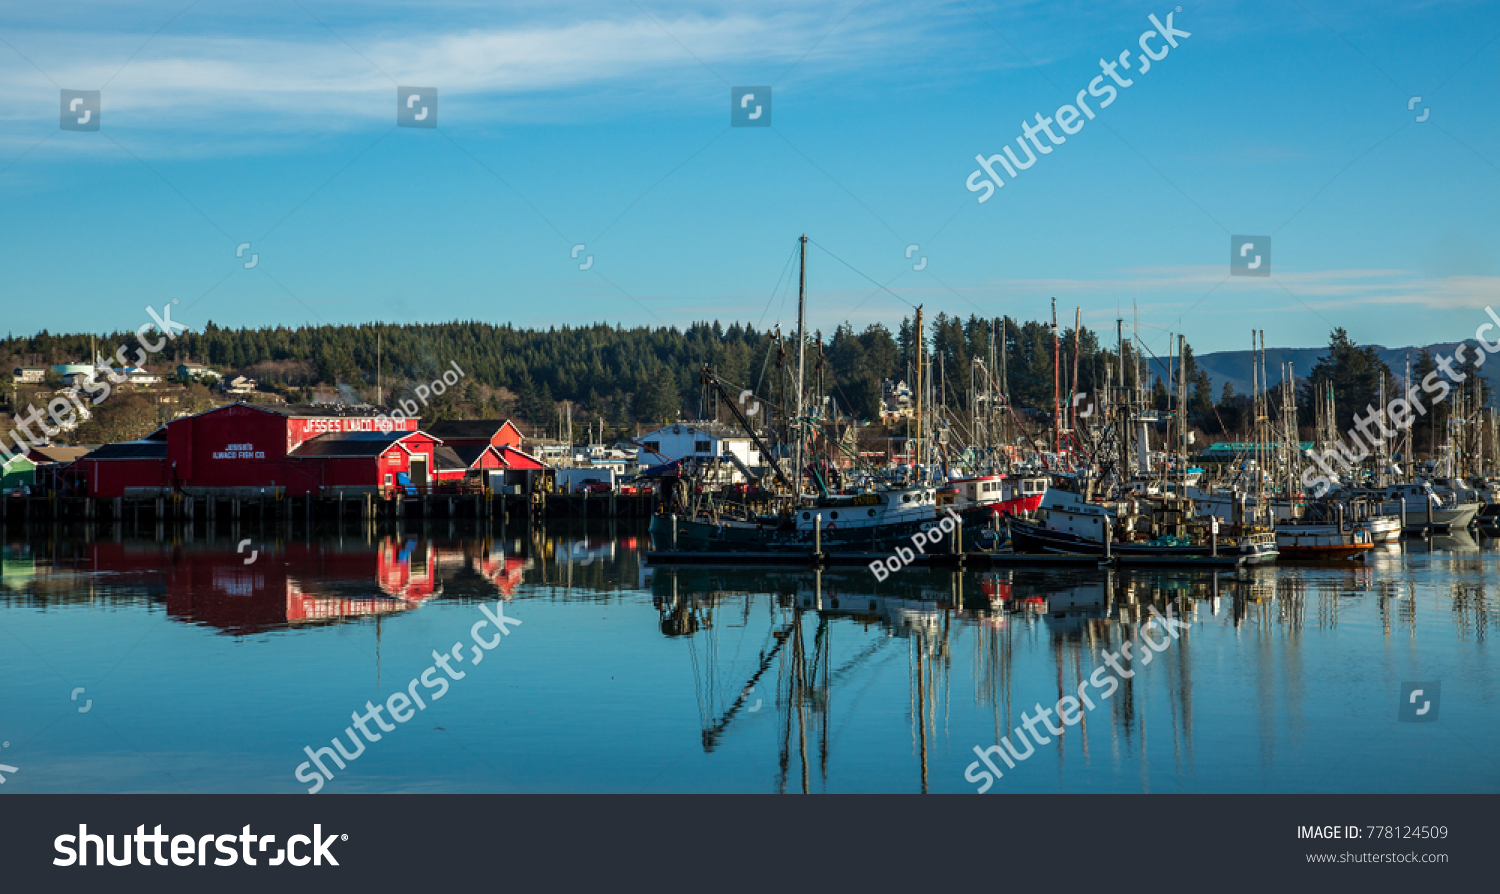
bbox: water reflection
[1,521,1497,793]
[3,533,534,635]
[646,565,1226,792]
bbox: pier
[0,489,663,529]
[641,549,1248,570]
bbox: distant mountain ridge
[1193,343,1500,396]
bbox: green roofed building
[1201,441,1314,457]
[1,454,36,492]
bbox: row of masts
[727,236,1495,499]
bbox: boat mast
[1051,297,1061,455]
[794,234,807,496]
[1070,306,1082,453]
[1378,372,1388,487]
[999,315,1009,461]
[1250,330,1259,523]
[1178,333,1187,484]
[914,304,924,479]
[986,324,996,470]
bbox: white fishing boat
[1348,482,1479,531]
[936,474,1048,517]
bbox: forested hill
[3,315,1160,428]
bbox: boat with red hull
[937,475,1048,519]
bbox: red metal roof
[496,446,545,471]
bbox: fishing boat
[648,234,999,557]
[1346,482,1480,531]
[936,474,1048,517]
[648,508,784,551]
[789,487,998,552]
[1359,513,1402,543]
[1006,488,1279,564]
[1272,520,1374,559]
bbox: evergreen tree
[635,375,680,423]
[1299,328,1392,431]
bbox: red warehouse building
[77,403,441,498]
[289,430,441,494]
[425,419,524,450]
[425,418,545,487]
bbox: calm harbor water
[1,520,1496,794]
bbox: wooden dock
[646,550,1113,569]
[0,489,665,527]
[0,491,530,528]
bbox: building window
[384,474,393,485]
[694,440,712,453]
[643,441,660,454]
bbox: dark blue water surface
[1,521,1495,794]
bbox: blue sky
[1,0,1497,358]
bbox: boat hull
[649,504,994,554]
[648,513,782,551]
[1007,517,1279,564]
[1274,522,1373,559]
[1361,515,1401,543]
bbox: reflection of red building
[76,538,439,634]
[474,553,528,596]
[376,538,440,600]
[284,585,412,625]
[77,403,434,498]
[48,531,532,634]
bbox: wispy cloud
[0,1,983,139]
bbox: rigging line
[756,239,802,329]
[805,238,916,309]
[0,34,61,88]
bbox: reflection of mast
[774,595,832,793]
[797,617,808,795]
[699,618,794,751]
[915,629,927,794]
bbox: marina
[4,0,1495,881]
